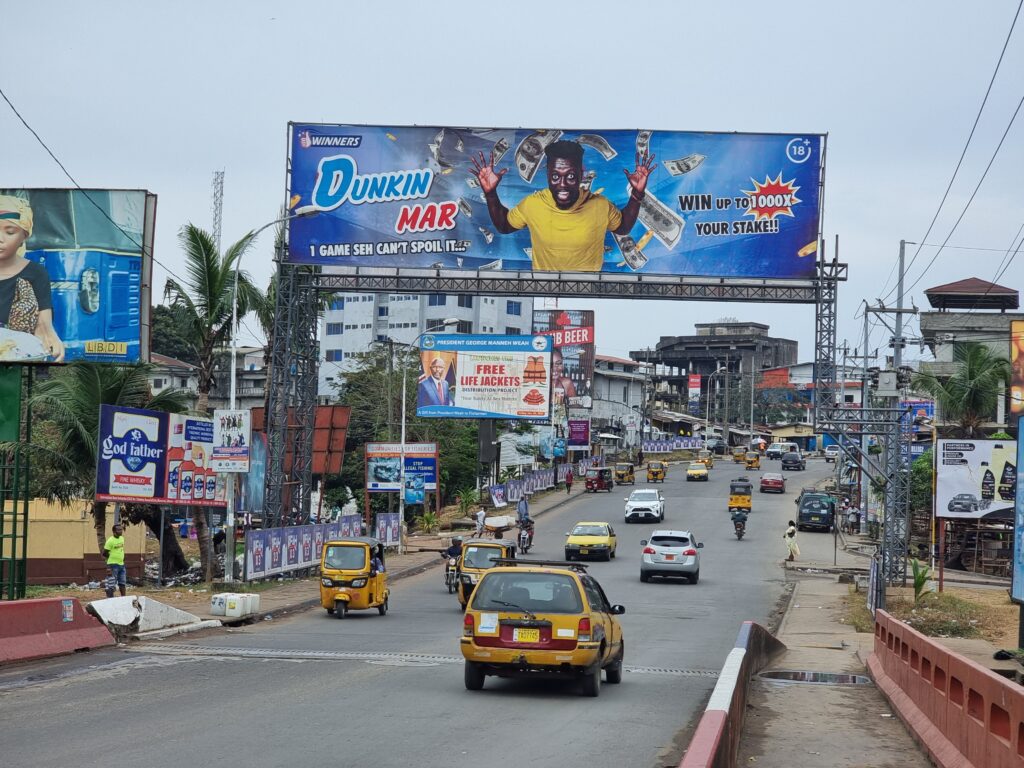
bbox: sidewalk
[145,483,587,625]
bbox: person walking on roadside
[783,520,800,562]
[475,507,487,538]
[565,468,573,494]
[103,523,127,598]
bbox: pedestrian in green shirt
[103,524,126,598]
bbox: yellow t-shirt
[507,189,621,272]
[104,535,125,566]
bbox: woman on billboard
[0,195,64,362]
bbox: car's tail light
[642,546,656,555]
[682,548,698,556]
[463,614,474,636]
[578,617,592,641]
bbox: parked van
[766,442,799,460]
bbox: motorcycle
[517,524,534,555]
[442,555,459,594]
[731,511,748,540]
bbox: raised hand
[470,150,508,195]
[623,151,656,197]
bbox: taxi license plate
[665,554,676,561]
[580,549,589,555]
[514,628,540,643]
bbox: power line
[879,0,1023,302]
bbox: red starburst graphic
[743,174,801,220]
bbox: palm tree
[913,342,1012,437]
[163,224,263,414]
[2,362,191,557]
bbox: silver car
[640,530,703,584]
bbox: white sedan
[624,489,665,523]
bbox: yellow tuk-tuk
[745,451,761,470]
[614,462,636,485]
[732,446,747,464]
[697,449,715,469]
[319,537,389,619]
[457,538,518,608]
[646,461,667,482]
[728,478,753,512]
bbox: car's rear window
[783,453,800,459]
[472,572,584,613]
[651,535,691,547]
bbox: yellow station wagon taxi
[460,561,625,696]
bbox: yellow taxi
[460,560,625,696]
[685,462,709,481]
[564,522,617,561]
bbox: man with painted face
[470,139,655,272]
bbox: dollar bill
[578,134,617,160]
[458,198,473,218]
[637,190,684,249]
[478,226,494,245]
[612,232,648,270]
[580,170,596,192]
[636,130,653,158]
[478,258,502,270]
[663,153,706,176]
[455,136,465,153]
[515,129,564,183]
[466,177,479,189]
[492,137,510,164]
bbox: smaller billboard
[1011,320,1024,416]
[532,309,595,410]
[365,442,438,492]
[937,439,1017,519]
[687,374,701,416]
[900,399,934,434]
[1013,417,1024,603]
[212,409,251,472]
[568,418,591,448]
[415,334,552,419]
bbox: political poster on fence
[415,334,552,419]
[0,188,154,364]
[286,125,824,279]
[937,439,1017,519]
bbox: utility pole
[723,356,730,446]
[749,363,756,448]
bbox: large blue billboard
[285,125,824,278]
[0,189,153,364]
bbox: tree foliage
[910,449,933,515]
[912,342,1011,437]
[151,304,199,365]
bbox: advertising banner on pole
[415,334,552,419]
[1011,320,1024,416]
[900,399,935,434]
[687,374,701,416]
[1013,417,1024,603]
[568,418,591,448]
[365,442,438,492]
[937,439,1017,519]
[532,309,595,409]
[0,189,154,364]
[95,405,224,506]
[286,125,824,279]
[212,409,251,472]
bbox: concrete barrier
[87,596,212,640]
[679,621,786,768]
[869,609,1024,768]
[0,597,114,665]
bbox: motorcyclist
[442,537,464,560]
[730,508,749,530]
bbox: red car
[759,473,786,493]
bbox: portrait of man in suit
[417,356,454,407]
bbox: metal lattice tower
[813,253,840,431]
[211,170,224,254]
[265,262,295,528]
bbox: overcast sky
[5,1,1022,366]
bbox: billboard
[415,333,552,419]
[687,374,701,416]
[532,309,595,409]
[900,399,934,434]
[286,125,824,279]
[365,442,438,492]
[937,439,1017,519]
[1013,417,1024,603]
[96,406,224,507]
[568,418,591,448]
[1011,320,1024,416]
[212,409,251,472]
[0,189,153,364]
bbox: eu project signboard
[285,125,824,279]
[415,334,552,419]
[365,442,438,492]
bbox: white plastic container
[210,594,228,616]
[225,593,245,618]
[247,593,260,615]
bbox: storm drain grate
[626,667,720,678]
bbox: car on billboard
[947,493,983,514]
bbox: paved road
[0,458,834,768]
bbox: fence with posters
[0,188,154,364]
[486,458,597,508]
[286,125,824,280]
[937,439,1017,519]
[243,516,385,580]
[642,437,703,454]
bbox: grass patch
[842,588,989,639]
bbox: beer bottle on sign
[179,443,195,501]
[980,461,995,501]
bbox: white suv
[824,445,840,463]
[624,489,665,523]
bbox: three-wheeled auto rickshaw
[697,449,715,469]
[614,462,636,485]
[732,446,747,464]
[646,461,667,482]
[745,451,761,471]
[728,478,753,513]
[456,537,518,608]
[319,537,389,619]
[585,467,615,492]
